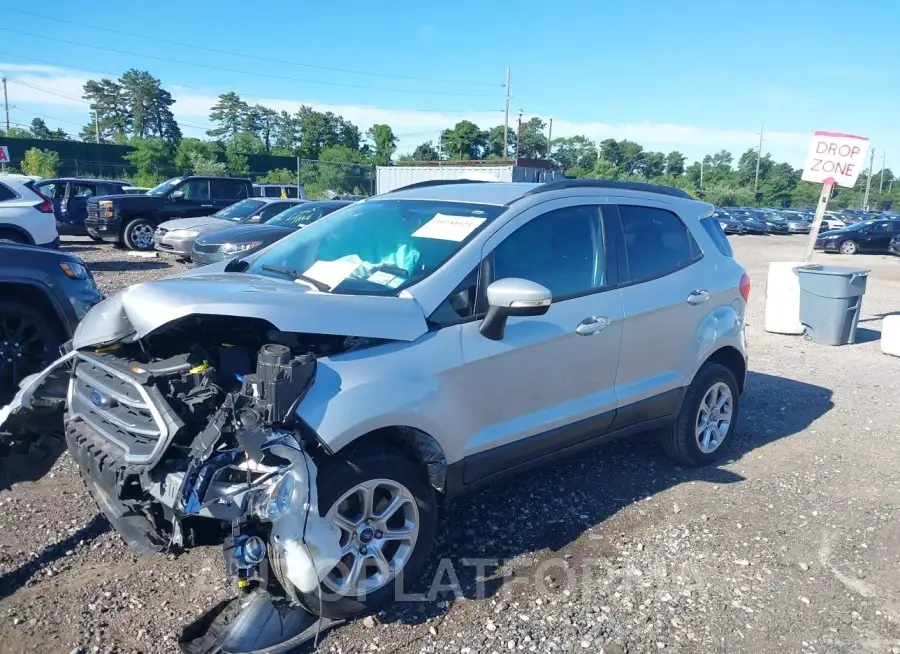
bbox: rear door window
[212,179,249,199]
[700,216,733,257]
[72,183,97,198]
[0,183,16,201]
[618,205,702,283]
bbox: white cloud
[0,61,827,166]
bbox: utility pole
[879,150,886,194]
[546,118,553,160]
[862,148,875,210]
[503,67,511,159]
[700,160,704,189]
[514,110,523,163]
[2,77,9,134]
[753,122,764,194]
[94,110,100,144]
[296,156,300,193]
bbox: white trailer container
[376,164,565,195]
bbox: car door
[451,199,624,484]
[862,221,894,252]
[168,179,214,219]
[610,202,707,428]
[211,179,250,211]
[33,181,66,226]
[65,182,98,233]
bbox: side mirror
[170,190,185,200]
[249,214,262,223]
[479,278,551,341]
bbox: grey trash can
[794,264,869,345]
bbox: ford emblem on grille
[90,389,109,409]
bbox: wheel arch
[0,224,36,245]
[702,345,747,393]
[329,426,449,500]
[0,280,72,338]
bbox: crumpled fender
[268,444,342,594]
[0,350,77,433]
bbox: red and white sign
[0,146,9,163]
[801,131,869,188]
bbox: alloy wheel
[323,479,419,597]
[695,382,733,454]
[132,224,155,250]
[0,312,54,395]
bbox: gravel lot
[2,235,899,654]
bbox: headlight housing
[265,471,296,521]
[719,221,728,229]
[59,261,89,280]
[169,229,199,238]
[220,241,262,254]
[98,200,114,218]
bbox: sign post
[800,131,870,261]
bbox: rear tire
[122,218,155,251]
[0,301,62,404]
[295,445,437,620]
[661,362,740,467]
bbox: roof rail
[387,179,490,193]
[521,178,693,200]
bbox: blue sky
[0,0,896,167]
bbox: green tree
[440,120,486,160]
[119,69,181,143]
[516,117,549,159]
[366,124,398,165]
[207,92,249,141]
[246,105,279,152]
[0,126,32,138]
[20,148,60,177]
[174,138,223,173]
[256,168,297,184]
[551,135,597,170]
[124,138,173,186]
[760,162,796,206]
[641,151,666,178]
[665,151,686,176]
[485,125,515,159]
[737,148,774,187]
[29,118,67,140]
[189,151,227,176]
[591,157,620,179]
[702,184,754,207]
[410,141,439,161]
[81,78,129,142]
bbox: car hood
[197,224,296,245]
[158,216,230,231]
[72,270,429,349]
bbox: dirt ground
[1,235,899,653]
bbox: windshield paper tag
[367,271,404,288]
[412,214,486,242]
[302,259,361,289]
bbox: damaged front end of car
[0,287,396,651]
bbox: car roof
[250,197,305,204]
[39,178,130,185]
[379,182,543,205]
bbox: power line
[0,28,494,98]
[4,8,500,88]
[0,52,504,115]
[10,105,84,126]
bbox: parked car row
[815,217,900,255]
[712,207,813,235]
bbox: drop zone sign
[801,131,869,187]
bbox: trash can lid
[793,263,870,277]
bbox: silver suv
[1,179,749,621]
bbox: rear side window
[213,179,249,199]
[700,216,734,257]
[258,202,293,221]
[0,183,16,201]
[619,205,702,283]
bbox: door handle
[201,204,214,208]
[686,289,710,305]
[575,316,611,336]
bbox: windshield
[146,177,183,196]
[267,204,341,228]
[215,199,267,222]
[250,199,506,295]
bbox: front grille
[68,353,174,464]
[87,205,99,220]
[193,242,219,253]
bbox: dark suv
[85,176,253,250]
[0,243,103,403]
[32,178,132,238]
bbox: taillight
[739,273,751,301]
[33,188,53,213]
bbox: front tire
[0,301,62,404]
[122,218,155,251]
[839,239,858,255]
[661,362,740,467]
[297,446,437,620]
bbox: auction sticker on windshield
[303,259,361,289]
[413,214,486,241]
